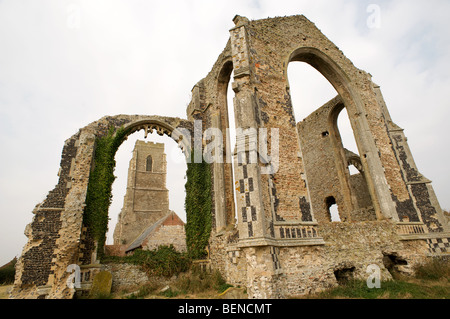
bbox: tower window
[146,155,153,172]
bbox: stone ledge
[399,232,450,241]
[236,236,325,248]
[273,221,318,226]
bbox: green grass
[312,279,449,299]
[0,258,16,285]
[176,268,232,294]
[124,283,160,299]
[414,257,450,281]
[118,268,233,299]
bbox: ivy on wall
[184,152,212,260]
[83,126,130,256]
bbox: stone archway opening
[289,50,377,223]
[328,102,377,221]
[287,61,338,124]
[215,59,237,230]
[226,69,237,227]
[105,128,188,256]
[326,196,341,222]
[74,117,194,265]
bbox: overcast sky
[1,0,449,266]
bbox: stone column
[212,111,227,231]
[229,16,269,245]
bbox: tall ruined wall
[243,16,379,222]
[205,15,449,299]
[224,14,449,233]
[11,128,96,299]
[297,97,351,223]
[186,40,240,276]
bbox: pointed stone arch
[287,46,391,222]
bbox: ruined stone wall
[208,14,448,299]
[276,221,429,297]
[11,128,96,299]
[103,263,149,292]
[297,97,352,223]
[349,173,374,217]
[142,224,187,253]
[297,96,376,223]
[221,221,429,298]
[208,228,244,287]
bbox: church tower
[113,140,170,245]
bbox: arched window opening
[227,69,238,226]
[288,62,338,123]
[215,60,237,229]
[146,155,153,172]
[106,130,187,247]
[326,196,341,222]
[337,107,359,158]
[349,164,359,175]
[288,49,375,223]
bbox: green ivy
[83,126,130,257]
[184,152,212,260]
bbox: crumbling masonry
[11,15,450,299]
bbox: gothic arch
[120,118,193,158]
[287,46,385,220]
[214,59,236,230]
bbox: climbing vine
[184,151,212,260]
[83,125,130,256]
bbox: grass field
[305,278,449,299]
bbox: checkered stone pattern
[426,237,450,255]
[237,150,257,238]
[270,247,281,271]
